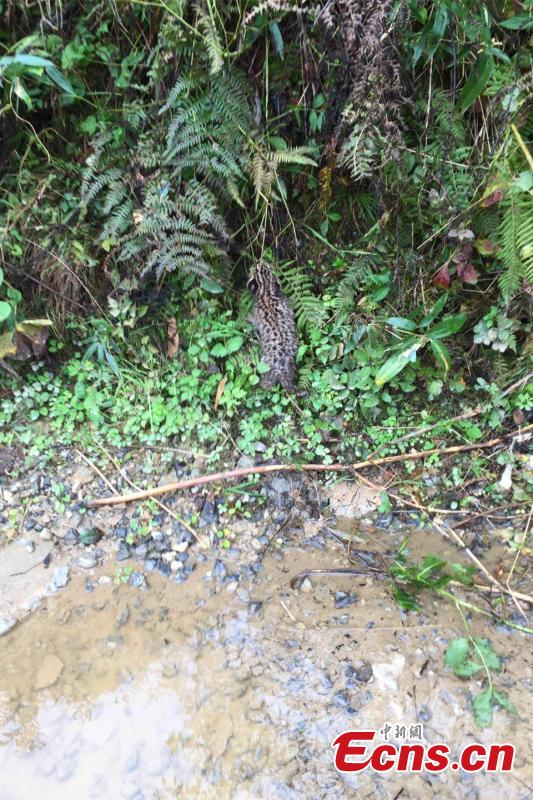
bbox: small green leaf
[500,14,533,31]
[269,21,284,59]
[0,267,3,286]
[444,638,469,670]
[430,339,451,373]
[375,340,424,386]
[473,688,493,729]
[386,317,418,331]
[492,691,516,714]
[13,77,32,108]
[472,638,500,672]
[200,278,223,294]
[458,53,494,112]
[225,336,244,354]
[0,301,13,323]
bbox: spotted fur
[247,262,298,391]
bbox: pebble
[172,540,189,553]
[129,571,146,588]
[271,477,290,494]
[52,566,70,589]
[299,578,313,593]
[334,591,358,609]
[117,543,131,561]
[171,561,183,572]
[78,556,97,569]
[212,559,227,579]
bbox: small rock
[129,571,145,588]
[354,661,373,683]
[35,653,64,689]
[171,561,183,572]
[151,530,163,542]
[134,544,148,559]
[78,556,97,569]
[71,465,94,492]
[334,591,359,609]
[271,477,290,494]
[375,512,393,529]
[39,530,52,541]
[236,455,254,468]
[171,540,189,553]
[117,543,131,561]
[212,559,227,580]
[299,577,313,593]
[251,538,263,552]
[52,566,70,589]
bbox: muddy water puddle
[0,524,531,799]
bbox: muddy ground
[0,448,531,799]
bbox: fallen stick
[87,426,530,508]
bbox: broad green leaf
[13,77,32,108]
[386,316,418,331]
[0,301,13,323]
[473,688,493,729]
[269,22,284,59]
[200,277,223,294]
[492,691,516,714]
[375,339,424,386]
[500,14,533,31]
[0,54,53,69]
[45,63,74,94]
[419,293,448,327]
[430,339,451,373]
[426,313,467,339]
[444,638,469,669]
[472,638,500,672]
[6,287,22,304]
[225,336,244,354]
[458,53,494,112]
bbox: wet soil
[0,520,531,800]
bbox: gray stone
[78,556,97,569]
[52,566,70,589]
[271,477,290,494]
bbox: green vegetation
[0,1,531,488]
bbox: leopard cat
[247,262,298,391]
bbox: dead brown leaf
[167,317,179,358]
[214,375,227,412]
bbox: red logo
[332,730,515,773]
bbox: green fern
[81,69,253,283]
[278,262,324,331]
[497,192,533,299]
